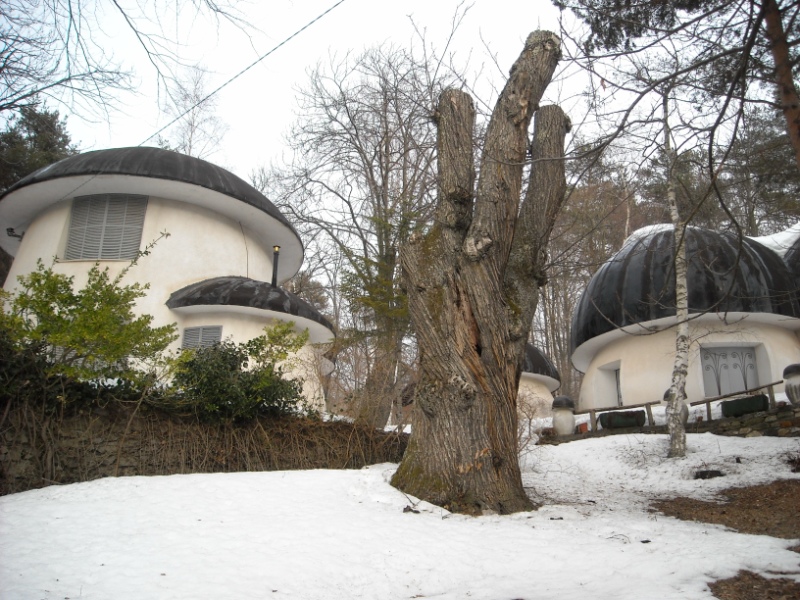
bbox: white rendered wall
[5,197,277,319]
[578,320,800,410]
[3,196,332,408]
[518,374,554,418]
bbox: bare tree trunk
[353,330,402,428]
[762,0,800,170]
[663,94,688,459]
[392,32,568,514]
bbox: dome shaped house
[518,344,561,418]
[0,147,335,409]
[570,225,800,410]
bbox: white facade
[1,149,335,411]
[575,314,800,411]
[518,372,559,418]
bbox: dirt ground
[652,478,800,599]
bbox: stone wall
[0,403,407,496]
[692,404,800,438]
[541,404,800,444]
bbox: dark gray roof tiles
[166,276,334,334]
[570,226,800,352]
[0,146,296,232]
[522,344,561,381]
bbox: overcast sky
[66,0,575,181]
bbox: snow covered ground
[2,433,799,600]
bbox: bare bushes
[0,399,408,495]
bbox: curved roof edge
[1,147,294,230]
[167,276,334,341]
[570,226,800,353]
[522,344,561,388]
[570,311,800,373]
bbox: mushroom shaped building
[570,225,800,410]
[0,147,334,408]
[518,344,561,417]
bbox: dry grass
[653,479,800,599]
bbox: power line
[140,0,348,147]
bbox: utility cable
[140,0,348,147]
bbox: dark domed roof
[783,234,800,286]
[522,344,561,382]
[571,226,800,352]
[0,146,295,231]
[166,276,334,337]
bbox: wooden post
[706,401,712,422]
[767,384,776,410]
[589,409,597,432]
[645,403,654,427]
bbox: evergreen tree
[0,104,76,191]
[0,103,77,284]
[554,0,800,169]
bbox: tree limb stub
[436,89,476,245]
[505,105,570,338]
[470,31,562,271]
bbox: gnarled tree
[392,31,570,515]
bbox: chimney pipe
[271,245,281,287]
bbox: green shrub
[2,259,177,387]
[1,257,177,411]
[168,323,309,422]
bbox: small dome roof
[521,344,561,392]
[571,226,800,354]
[166,276,334,343]
[522,344,561,381]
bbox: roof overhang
[571,311,800,373]
[167,276,335,344]
[0,174,303,282]
[520,371,561,393]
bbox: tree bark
[392,31,567,515]
[762,0,800,170]
[663,94,688,459]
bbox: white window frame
[64,194,147,260]
[182,326,223,349]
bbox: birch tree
[392,31,569,514]
[662,94,690,459]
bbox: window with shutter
[64,194,147,260]
[182,326,222,349]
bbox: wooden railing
[574,400,660,432]
[574,380,783,432]
[688,380,782,421]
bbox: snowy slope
[2,433,799,600]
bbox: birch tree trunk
[663,94,689,459]
[391,32,569,514]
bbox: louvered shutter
[182,326,222,349]
[65,195,147,260]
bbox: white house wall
[6,196,277,331]
[4,201,72,287]
[579,319,800,410]
[518,374,555,418]
[3,196,332,410]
